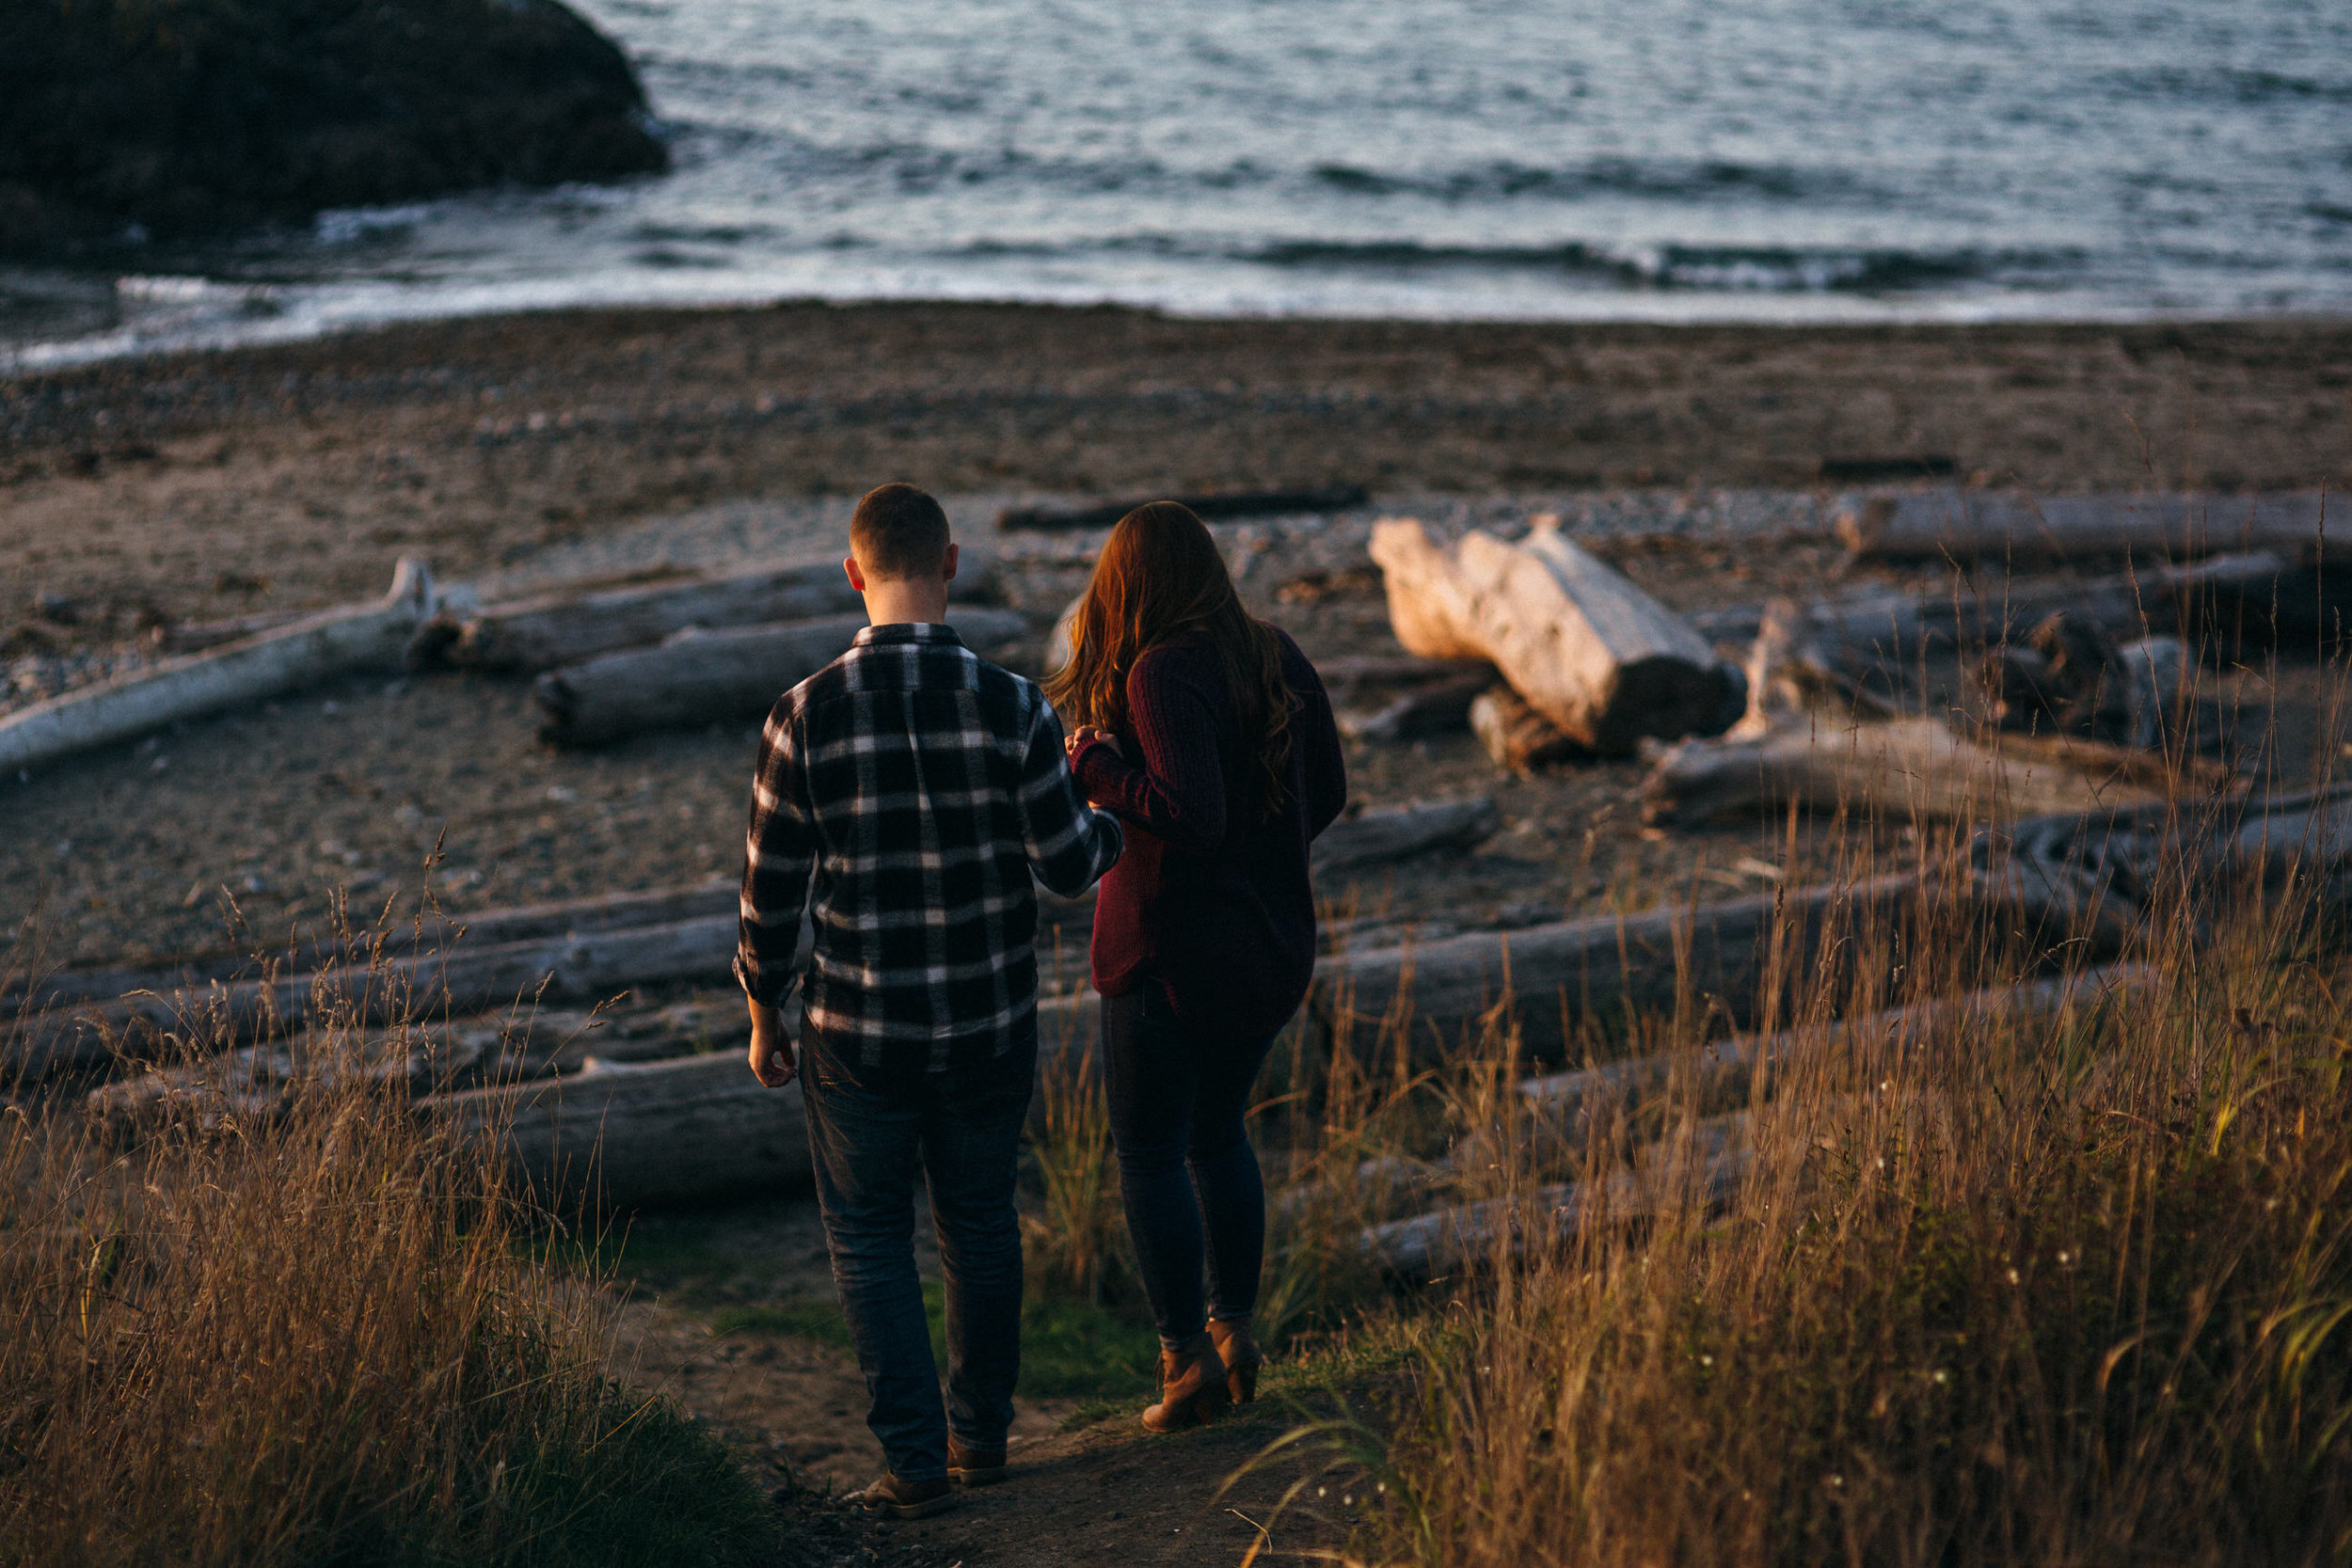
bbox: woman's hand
[1067,724,1124,758]
[1077,723,1129,761]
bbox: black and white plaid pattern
[736,622,1122,1070]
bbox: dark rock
[0,0,668,257]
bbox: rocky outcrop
[0,0,668,257]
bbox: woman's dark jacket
[1068,626,1347,1039]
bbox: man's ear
[943,542,961,582]
[844,554,867,594]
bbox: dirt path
[605,1196,1358,1568]
[623,1303,1352,1568]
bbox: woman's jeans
[1103,984,1277,1350]
[799,1028,1033,1483]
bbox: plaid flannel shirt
[735,621,1123,1070]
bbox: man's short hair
[850,483,951,580]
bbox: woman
[1050,501,1347,1432]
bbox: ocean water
[6,0,2349,366]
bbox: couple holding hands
[737,483,1346,1517]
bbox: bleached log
[437,1053,813,1209]
[533,608,1029,747]
[1314,797,1502,874]
[1369,517,1744,754]
[1639,716,2167,829]
[997,485,1368,532]
[1839,490,2336,566]
[411,559,866,673]
[0,559,440,777]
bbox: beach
[4,303,2349,968]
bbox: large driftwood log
[997,485,1368,532]
[1518,964,2156,1146]
[1640,716,2169,828]
[6,880,740,1020]
[533,608,1028,746]
[1370,517,1743,754]
[8,913,748,1082]
[438,1053,813,1209]
[1313,797,1502,873]
[411,559,866,673]
[1318,874,1934,1064]
[0,559,441,777]
[1313,806,2198,1066]
[1839,490,2336,566]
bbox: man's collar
[853,622,965,647]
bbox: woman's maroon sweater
[1069,626,1347,1039]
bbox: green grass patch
[715,1284,1159,1402]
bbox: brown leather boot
[1142,1331,1230,1433]
[845,1471,956,1519]
[946,1436,1008,1487]
[1207,1317,1264,1406]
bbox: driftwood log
[1518,964,2156,1146]
[8,913,750,1082]
[1317,873,1946,1065]
[1370,517,1743,754]
[0,558,442,777]
[1361,1137,1753,1283]
[1313,797,1502,874]
[1640,716,2169,828]
[997,485,1368,532]
[1692,550,2344,673]
[533,607,1029,746]
[410,559,866,673]
[1839,490,2336,566]
[438,1053,814,1209]
[1339,669,1496,743]
[1311,774,2329,1065]
[6,880,740,1020]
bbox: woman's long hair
[1044,501,1297,817]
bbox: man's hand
[747,1000,797,1087]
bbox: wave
[1308,157,1876,205]
[1246,239,2028,293]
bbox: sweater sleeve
[1289,644,1349,840]
[1070,650,1232,852]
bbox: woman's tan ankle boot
[1142,1332,1230,1432]
[1206,1318,1264,1406]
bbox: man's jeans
[799,1029,1032,1482]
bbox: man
[737,483,1122,1519]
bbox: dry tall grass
[1322,803,2352,1566]
[0,974,780,1568]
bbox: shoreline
[9,278,2344,376]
